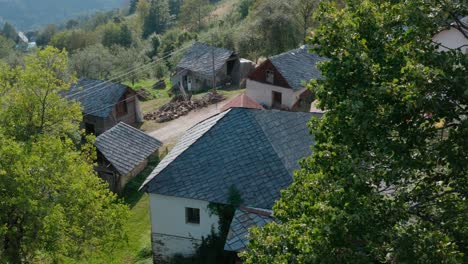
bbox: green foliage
[179,0,211,31]
[238,0,301,59]
[36,24,58,46]
[238,0,253,19]
[66,19,80,30]
[0,47,80,141]
[0,35,15,60]
[1,22,17,41]
[169,0,183,17]
[112,45,148,85]
[50,30,99,52]
[295,0,319,43]
[70,44,115,79]
[129,0,140,14]
[101,22,134,48]
[142,0,170,38]
[243,0,468,263]
[153,61,169,80]
[0,46,129,262]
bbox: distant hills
[0,0,126,30]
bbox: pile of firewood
[144,92,226,123]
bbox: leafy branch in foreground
[0,47,129,263]
[243,0,467,263]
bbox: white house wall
[149,193,219,259]
[246,79,304,109]
[433,27,468,53]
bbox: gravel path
[148,103,223,144]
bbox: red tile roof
[221,93,264,112]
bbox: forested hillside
[1,0,326,94]
[0,0,125,30]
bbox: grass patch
[120,156,159,208]
[91,156,160,263]
[125,78,172,101]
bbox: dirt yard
[148,101,223,145]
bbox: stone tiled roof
[95,122,162,175]
[176,42,235,78]
[66,78,128,118]
[220,93,264,112]
[224,207,275,252]
[140,108,320,209]
[270,46,328,91]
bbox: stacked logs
[144,92,225,123]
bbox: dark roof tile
[141,108,320,209]
[176,42,235,78]
[270,46,328,91]
[66,78,129,118]
[95,122,162,175]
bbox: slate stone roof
[95,122,163,175]
[220,93,264,112]
[224,207,275,252]
[141,108,320,209]
[270,46,328,91]
[66,78,128,118]
[176,42,235,78]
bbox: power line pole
[212,45,216,94]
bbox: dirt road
[148,103,223,144]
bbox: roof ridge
[251,111,310,179]
[139,109,232,191]
[250,111,292,178]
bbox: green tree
[0,47,129,262]
[169,0,183,17]
[50,30,98,52]
[36,24,58,46]
[137,0,151,27]
[129,0,139,14]
[295,0,319,43]
[179,0,210,31]
[112,46,147,85]
[0,35,15,60]
[1,22,17,41]
[119,23,134,47]
[101,22,123,48]
[240,0,301,58]
[243,1,468,263]
[142,0,170,38]
[66,19,79,30]
[71,44,116,79]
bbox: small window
[185,207,200,224]
[266,70,274,84]
[116,100,128,117]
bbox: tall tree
[243,0,467,263]
[129,0,139,14]
[239,0,301,58]
[137,0,151,26]
[112,46,147,85]
[0,35,15,60]
[1,22,17,41]
[0,47,129,262]
[36,24,58,46]
[70,44,115,79]
[142,0,170,38]
[295,0,319,43]
[179,0,210,31]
